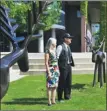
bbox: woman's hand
[48,73,52,80]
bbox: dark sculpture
[85,36,106,87]
[0,1,48,99]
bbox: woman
[45,38,60,106]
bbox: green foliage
[92,2,107,52]
[40,1,61,31]
[80,1,88,23]
[92,31,101,50]
[100,1,107,51]
[0,0,8,7]
[1,0,61,33]
[1,0,31,33]
[105,2,107,52]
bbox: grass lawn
[1,74,106,110]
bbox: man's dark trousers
[57,64,72,100]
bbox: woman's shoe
[58,100,64,103]
[48,103,51,106]
[52,102,56,105]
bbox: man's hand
[70,62,75,67]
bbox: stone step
[12,63,95,70]
[73,63,95,69]
[0,52,94,63]
[74,58,92,63]
[29,59,45,64]
[1,52,106,58]
[13,63,45,69]
[17,68,94,75]
[20,69,46,75]
[26,58,93,64]
[1,57,92,63]
[72,69,94,74]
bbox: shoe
[52,102,56,105]
[65,97,71,100]
[48,103,51,106]
[58,100,64,103]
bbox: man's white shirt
[56,43,71,64]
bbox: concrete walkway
[9,68,27,82]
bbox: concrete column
[38,30,44,52]
[52,28,56,38]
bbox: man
[56,33,75,102]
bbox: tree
[40,1,61,30]
[80,0,88,23]
[0,0,61,33]
[100,1,107,52]
[1,0,31,33]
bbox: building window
[91,23,100,36]
[91,23,100,46]
[77,10,81,18]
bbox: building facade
[0,1,100,53]
[28,1,100,53]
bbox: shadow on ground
[2,84,87,105]
[72,83,86,89]
[2,97,48,105]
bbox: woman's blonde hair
[45,37,57,51]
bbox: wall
[89,8,100,23]
[65,5,81,52]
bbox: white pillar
[38,30,44,52]
[52,28,56,38]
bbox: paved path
[10,68,27,82]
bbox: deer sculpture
[0,1,49,99]
[85,36,106,87]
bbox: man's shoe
[65,97,71,100]
[58,100,64,103]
